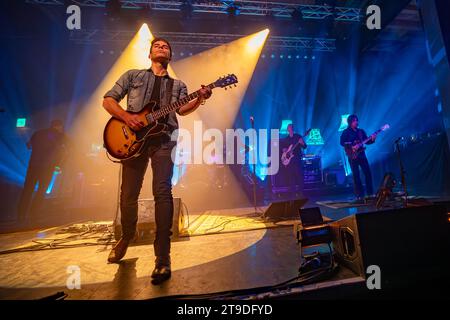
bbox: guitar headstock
[304,128,312,137]
[214,74,238,90]
[381,124,390,131]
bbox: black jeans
[349,155,373,198]
[286,161,304,194]
[17,164,54,221]
[120,139,175,262]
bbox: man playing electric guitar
[340,114,376,201]
[279,123,308,197]
[102,37,212,284]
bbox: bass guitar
[281,128,311,166]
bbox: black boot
[151,256,171,285]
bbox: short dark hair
[347,114,358,126]
[150,37,172,59]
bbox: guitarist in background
[279,123,307,197]
[102,37,212,284]
[17,119,69,224]
[340,114,376,201]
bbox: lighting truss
[68,29,336,52]
[25,0,362,21]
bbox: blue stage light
[307,129,324,145]
[338,114,350,132]
[280,119,293,135]
[46,168,61,194]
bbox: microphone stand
[250,117,258,217]
[395,139,408,207]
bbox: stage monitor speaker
[331,205,450,287]
[264,198,308,220]
[114,198,184,241]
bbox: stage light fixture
[16,118,26,128]
[307,129,325,145]
[280,120,293,135]
[291,8,303,20]
[338,114,350,132]
[181,0,193,18]
[227,4,240,17]
[246,28,269,54]
[105,0,122,19]
[133,3,154,25]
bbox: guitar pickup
[146,114,154,123]
[122,126,129,140]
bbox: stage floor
[1,195,448,300]
[0,222,361,300]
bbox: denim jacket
[103,68,188,137]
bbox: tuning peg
[234,84,237,87]
[225,87,227,90]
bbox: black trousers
[286,161,304,194]
[17,164,54,221]
[120,140,175,261]
[349,155,373,198]
[273,160,304,195]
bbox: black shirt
[148,75,177,137]
[150,75,163,104]
[340,127,373,158]
[281,134,307,157]
[27,128,67,167]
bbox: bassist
[279,123,307,197]
[102,37,212,284]
[340,114,375,201]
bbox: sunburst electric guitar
[103,74,238,161]
[344,124,390,160]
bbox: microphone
[394,137,402,144]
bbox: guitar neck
[151,82,216,120]
[361,128,382,145]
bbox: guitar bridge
[121,126,129,140]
